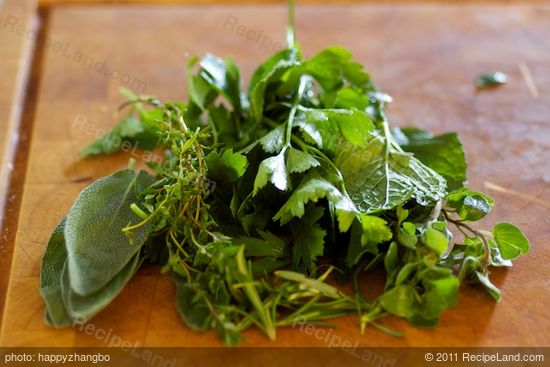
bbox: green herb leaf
[206,148,248,183]
[64,169,154,295]
[446,188,494,221]
[492,222,530,260]
[40,218,72,327]
[379,285,417,318]
[395,128,467,191]
[336,132,447,213]
[253,150,289,194]
[475,271,501,301]
[290,206,326,273]
[475,72,507,89]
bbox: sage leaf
[61,253,142,322]
[65,169,154,295]
[40,217,71,327]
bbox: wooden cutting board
[1,3,549,348]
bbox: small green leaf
[206,149,248,183]
[346,215,392,266]
[446,188,494,221]
[492,222,530,260]
[253,150,288,194]
[285,147,320,174]
[475,72,507,89]
[398,222,418,248]
[422,227,449,256]
[174,276,211,331]
[379,285,417,318]
[259,126,285,154]
[304,46,372,92]
[290,206,326,273]
[475,271,501,301]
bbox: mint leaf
[304,46,372,92]
[336,132,447,213]
[395,128,467,191]
[446,188,494,221]
[199,54,242,113]
[422,227,449,256]
[492,223,530,260]
[475,72,507,89]
[250,59,299,123]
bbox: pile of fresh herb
[40,3,530,346]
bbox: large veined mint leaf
[394,128,467,191]
[65,169,154,295]
[335,131,447,213]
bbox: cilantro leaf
[206,149,248,183]
[253,150,289,194]
[272,174,357,229]
[290,206,326,273]
[285,147,320,174]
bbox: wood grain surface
[0,4,549,348]
[0,0,37,328]
[0,0,36,225]
[35,0,550,6]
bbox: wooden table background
[0,0,549,348]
